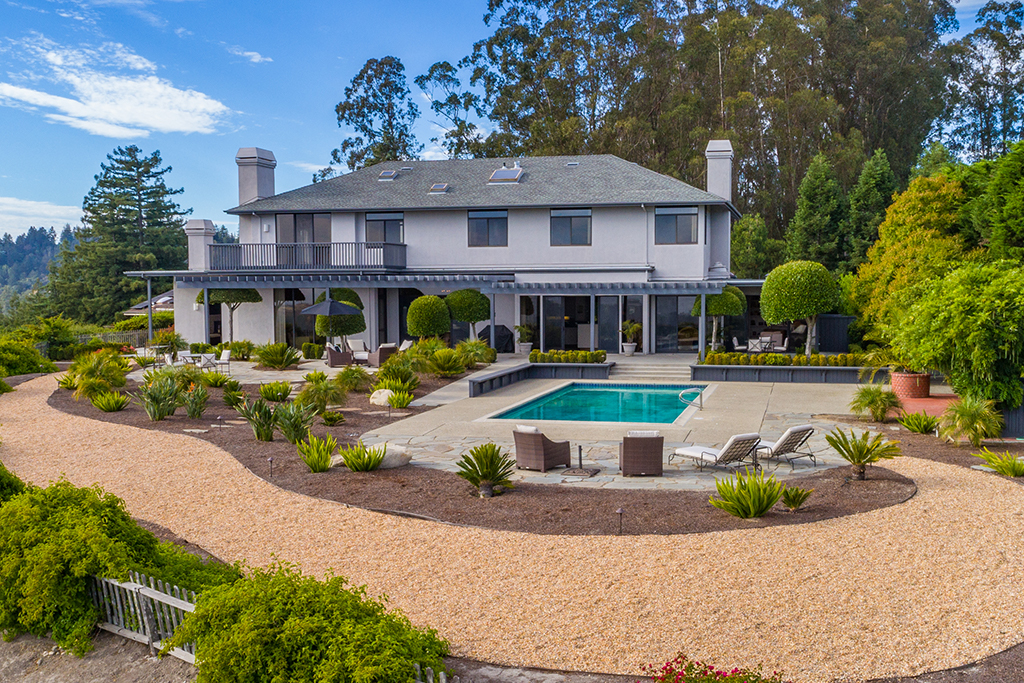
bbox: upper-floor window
[468,210,508,247]
[550,209,591,246]
[366,212,404,243]
[655,206,698,244]
[276,213,331,243]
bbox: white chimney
[704,140,733,202]
[184,219,215,271]
[235,147,276,206]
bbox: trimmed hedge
[407,295,451,338]
[701,352,865,367]
[112,312,175,331]
[529,349,608,364]
[302,342,324,360]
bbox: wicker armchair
[512,426,571,472]
[325,344,353,368]
[368,343,398,368]
[619,431,665,476]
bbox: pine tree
[49,146,188,325]
[785,154,849,271]
[846,149,897,269]
[730,215,786,278]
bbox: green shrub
[456,443,515,498]
[455,339,491,369]
[254,343,302,370]
[163,563,449,683]
[66,349,128,400]
[407,296,451,338]
[189,342,215,354]
[199,371,231,388]
[313,288,366,338]
[825,429,902,480]
[215,340,255,361]
[388,391,413,409]
[301,342,324,360]
[0,340,57,375]
[372,377,416,394]
[430,348,465,377]
[760,260,840,357]
[140,542,241,594]
[303,370,328,385]
[275,401,318,444]
[642,654,785,683]
[56,373,77,390]
[298,434,338,473]
[134,355,159,368]
[850,385,902,422]
[974,448,1024,477]
[223,389,247,409]
[527,349,608,364]
[322,410,345,426]
[899,411,940,434]
[781,486,813,511]
[940,396,1003,447]
[150,329,188,356]
[236,399,277,441]
[223,378,242,392]
[375,363,419,390]
[335,365,372,392]
[709,468,783,518]
[295,380,346,415]
[259,381,292,402]
[337,441,386,472]
[90,391,131,412]
[112,311,174,331]
[0,461,24,506]
[133,376,179,421]
[181,383,209,419]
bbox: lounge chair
[163,353,186,368]
[671,433,761,472]
[368,343,398,368]
[348,339,370,365]
[213,349,231,374]
[756,425,816,470]
[772,337,789,353]
[619,430,664,477]
[325,344,352,368]
[512,425,571,472]
[732,336,747,352]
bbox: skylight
[378,170,398,181]
[489,165,523,184]
[429,183,449,194]
[566,161,580,167]
[401,166,414,171]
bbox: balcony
[208,242,406,272]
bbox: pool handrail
[679,389,703,411]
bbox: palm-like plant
[709,468,784,518]
[253,343,302,370]
[898,410,940,434]
[849,384,903,422]
[275,401,318,444]
[335,365,372,392]
[456,443,516,498]
[236,398,277,441]
[825,428,902,480]
[90,391,131,412]
[974,448,1024,477]
[940,396,1003,447]
[781,485,813,511]
[132,376,179,421]
[68,349,128,400]
[295,380,346,415]
[430,348,465,377]
[456,339,491,369]
[259,381,292,402]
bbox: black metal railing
[208,242,407,271]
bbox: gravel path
[3,376,1024,683]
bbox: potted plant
[513,325,535,355]
[861,347,931,399]
[621,320,642,356]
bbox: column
[202,287,210,344]
[641,294,651,355]
[699,293,707,362]
[146,278,153,342]
[589,294,596,352]
[489,294,496,349]
[539,295,545,352]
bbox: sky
[0,0,987,238]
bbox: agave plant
[337,441,386,472]
[90,391,131,412]
[335,365,372,392]
[253,343,302,370]
[974,448,1024,477]
[456,443,515,498]
[781,485,813,511]
[825,428,902,480]
[180,383,209,419]
[297,434,338,473]
[898,410,940,435]
[940,396,1003,447]
[849,384,902,422]
[709,468,784,518]
[132,376,179,421]
[387,391,413,409]
[236,398,278,441]
[430,348,465,378]
[258,381,292,402]
[275,401,318,444]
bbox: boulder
[369,389,393,406]
[379,444,412,469]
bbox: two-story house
[141,142,738,355]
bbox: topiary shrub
[444,289,490,339]
[301,342,324,360]
[314,288,366,339]
[406,295,451,338]
[164,563,448,683]
[760,261,840,357]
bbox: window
[550,209,591,246]
[366,212,404,243]
[655,207,699,244]
[275,214,331,243]
[468,210,508,247]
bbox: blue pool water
[496,383,705,424]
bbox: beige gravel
[3,376,1024,683]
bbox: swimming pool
[495,383,706,424]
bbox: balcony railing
[208,242,406,271]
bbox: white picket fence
[88,571,197,664]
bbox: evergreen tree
[785,154,849,271]
[987,140,1024,259]
[730,215,785,278]
[846,149,897,268]
[49,146,188,325]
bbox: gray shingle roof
[226,155,731,215]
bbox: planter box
[890,372,931,399]
[691,364,886,384]
[468,362,615,397]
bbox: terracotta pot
[891,372,930,399]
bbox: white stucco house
[130,142,740,355]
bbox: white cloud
[0,197,80,234]
[0,34,230,138]
[226,45,272,64]
[174,27,192,37]
[287,161,334,173]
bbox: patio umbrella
[298,297,361,317]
